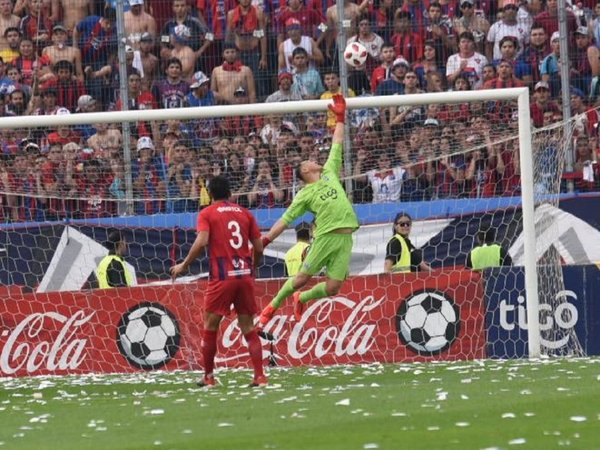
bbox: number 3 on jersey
[228,220,243,249]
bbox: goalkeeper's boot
[293,291,305,322]
[258,304,276,327]
[197,374,217,388]
[249,374,268,388]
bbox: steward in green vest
[96,230,133,289]
[384,212,431,273]
[284,221,312,276]
[466,227,512,270]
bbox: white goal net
[0,90,590,378]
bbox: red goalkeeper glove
[328,94,346,123]
[261,235,271,248]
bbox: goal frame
[0,88,540,358]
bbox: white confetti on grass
[391,412,407,417]
[508,438,526,445]
[335,398,350,406]
[455,422,470,427]
[502,413,516,419]
[427,426,440,431]
[570,416,587,422]
[217,423,234,427]
[147,409,164,416]
[363,444,379,449]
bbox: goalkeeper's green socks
[299,282,328,304]
[271,278,295,309]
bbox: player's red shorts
[203,278,257,316]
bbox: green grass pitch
[1,358,599,449]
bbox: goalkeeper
[259,94,359,325]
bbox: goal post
[4,86,586,377]
[0,88,542,358]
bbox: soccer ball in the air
[117,302,181,370]
[344,42,368,68]
[396,290,460,356]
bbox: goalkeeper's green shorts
[300,233,353,281]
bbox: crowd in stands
[0,0,599,222]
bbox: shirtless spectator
[168,24,196,80]
[324,0,360,62]
[226,0,267,98]
[152,56,189,109]
[19,0,53,51]
[0,0,20,53]
[124,0,157,51]
[42,24,83,82]
[86,122,121,157]
[210,43,255,105]
[50,0,91,35]
[138,32,158,90]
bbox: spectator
[278,17,323,72]
[492,35,523,70]
[226,0,268,99]
[389,70,425,132]
[86,122,122,156]
[0,0,20,54]
[5,86,28,115]
[446,31,488,90]
[571,88,599,137]
[515,22,548,89]
[571,26,593,96]
[161,0,209,62]
[169,24,197,80]
[190,155,213,210]
[429,135,468,199]
[132,136,166,215]
[422,1,455,71]
[370,0,397,43]
[50,0,92,35]
[165,139,193,213]
[0,27,21,64]
[424,70,445,92]
[14,38,50,87]
[289,46,324,100]
[40,142,67,220]
[42,60,86,112]
[534,0,577,45]
[185,70,225,146]
[466,226,512,269]
[124,0,157,50]
[540,31,561,98]
[324,0,361,64]
[487,4,529,63]
[321,70,355,129]
[33,86,59,115]
[414,39,443,89]
[74,8,118,107]
[384,212,431,273]
[211,43,255,104]
[47,107,81,146]
[347,13,384,76]
[247,158,284,208]
[284,221,312,277]
[375,56,408,96]
[573,137,599,191]
[453,0,490,55]
[275,0,324,48]
[153,56,189,109]
[353,148,405,203]
[265,70,302,103]
[390,10,423,65]
[19,0,53,51]
[465,133,504,198]
[41,24,84,83]
[370,41,395,94]
[138,32,159,91]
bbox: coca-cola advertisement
[0,271,485,378]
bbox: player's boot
[258,304,276,327]
[293,291,304,322]
[249,374,268,388]
[197,374,217,388]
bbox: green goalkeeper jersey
[281,143,359,237]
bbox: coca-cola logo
[1,310,94,375]
[219,295,383,363]
[116,302,180,370]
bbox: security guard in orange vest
[96,230,133,288]
[384,212,431,273]
[466,226,512,270]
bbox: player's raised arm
[323,94,346,177]
[261,219,288,248]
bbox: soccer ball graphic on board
[396,290,460,356]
